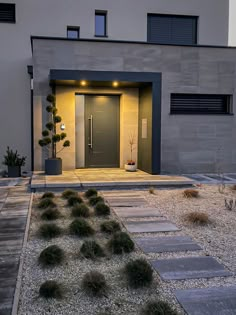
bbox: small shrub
[183,189,199,198]
[100,220,121,234]
[41,208,61,221]
[89,195,104,206]
[185,211,210,225]
[95,202,110,216]
[39,245,64,266]
[71,203,90,218]
[225,198,236,211]
[108,232,134,254]
[82,271,107,296]
[80,240,105,259]
[231,184,236,191]
[69,218,94,237]
[61,189,78,199]
[38,198,57,209]
[39,280,63,299]
[38,223,62,239]
[124,258,153,288]
[149,187,155,194]
[41,192,55,199]
[85,188,98,198]
[67,195,83,207]
[141,300,178,315]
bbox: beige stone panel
[55,87,76,170]
[34,96,43,171]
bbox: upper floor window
[147,13,198,45]
[95,10,107,37]
[67,26,80,39]
[0,3,15,23]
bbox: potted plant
[2,146,26,177]
[124,133,137,172]
[38,94,70,175]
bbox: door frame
[84,93,120,168]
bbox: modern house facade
[1,0,236,174]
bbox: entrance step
[151,256,231,280]
[175,286,236,315]
[113,207,163,218]
[135,236,202,253]
[124,220,180,233]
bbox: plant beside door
[38,94,70,175]
[2,146,26,177]
[124,132,137,172]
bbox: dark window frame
[170,94,233,115]
[95,10,107,37]
[147,13,198,45]
[67,26,80,39]
[0,3,16,23]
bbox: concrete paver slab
[151,256,232,280]
[175,286,236,315]
[135,236,202,253]
[113,207,163,218]
[125,220,180,233]
[107,197,147,207]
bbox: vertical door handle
[88,115,93,149]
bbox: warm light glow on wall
[81,80,87,86]
[113,81,119,87]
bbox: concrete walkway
[31,169,194,190]
[0,185,31,315]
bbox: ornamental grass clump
[108,231,134,254]
[62,189,78,199]
[38,223,62,239]
[141,300,178,315]
[82,271,108,297]
[38,197,57,209]
[183,189,199,198]
[39,245,64,267]
[89,195,104,206]
[80,240,105,259]
[41,192,55,199]
[95,202,110,216]
[67,195,83,207]
[184,211,210,225]
[85,188,98,199]
[39,280,63,299]
[100,220,121,234]
[41,208,61,221]
[69,218,94,237]
[71,203,90,218]
[124,258,153,288]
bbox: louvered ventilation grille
[0,3,15,23]
[170,94,231,114]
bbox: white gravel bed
[18,185,236,315]
[18,193,181,315]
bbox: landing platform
[30,168,194,191]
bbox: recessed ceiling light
[81,80,87,86]
[113,81,118,87]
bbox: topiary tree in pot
[38,94,70,175]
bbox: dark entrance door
[85,95,120,168]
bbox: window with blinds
[170,94,232,115]
[147,14,197,45]
[0,3,15,23]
